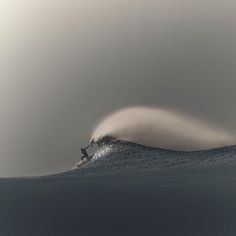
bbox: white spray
[91,107,235,151]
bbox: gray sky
[1,0,236,176]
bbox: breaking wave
[91,107,235,151]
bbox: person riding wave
[81,145,90,161]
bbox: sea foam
[91,107,235,151]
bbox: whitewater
[91,107,235,151]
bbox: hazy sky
[1,0,236,176]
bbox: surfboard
[72,155,93,169]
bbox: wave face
[91,107,235,151]
[73,139,236,178]
[1,141,236,235]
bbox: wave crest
[91,107,235,151]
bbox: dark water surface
[1,141,236,236]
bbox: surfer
[81,145,90,161]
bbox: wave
[86,140,236,172]
[91,107,235,151]
[2,139,236,182]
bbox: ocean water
[1,140,236,236]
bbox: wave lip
[91,107,235,151]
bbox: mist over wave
[91,107,235,151]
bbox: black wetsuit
[81,146,89,160]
